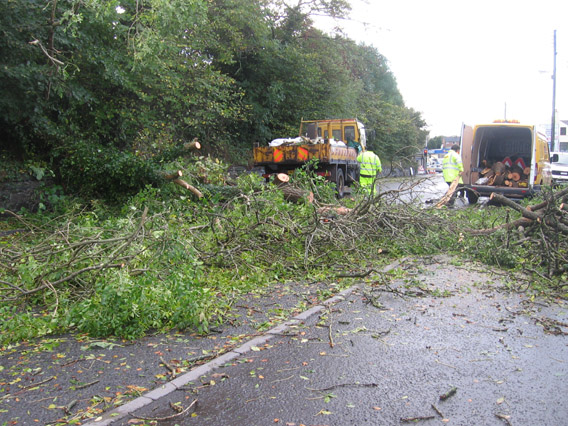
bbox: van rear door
[460,124,474,184]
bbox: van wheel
[466,189,478,204]
[332,168,345,198]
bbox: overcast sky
[320,0,568,138]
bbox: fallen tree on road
[467,187,568,277]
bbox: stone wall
[0,178,50,213]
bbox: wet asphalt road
[93,256,568,426]
[365,173,470,209]
[380,173,449,204]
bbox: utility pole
[551,30,557,151]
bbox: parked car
[550,152,568,184]
[428,161,442,173]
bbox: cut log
[493,174,505,186]
[317,206,352,216]
[492,162,506,175]
[523,167,531,176]
[273,173,290,186]
[173,178,204,198]
[481,167,493,176]
[183,138,201,151]
[164,170,183,180]
[281,186,313,204]
[509,172,521,182]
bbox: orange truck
[253,119,367,198]
[460,120,552,203]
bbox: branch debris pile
[468,187,568,277]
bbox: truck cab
[300,119,367,151]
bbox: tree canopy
[428,136,443,150]
[1,0,428,199]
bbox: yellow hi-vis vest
[442,150,463,183]
[357,151,382,178]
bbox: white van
[550,152,568,184]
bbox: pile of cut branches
[0,207,150,304]
[468,187,568,277]
[2,171,566,343]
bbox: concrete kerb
[83,259,403,425]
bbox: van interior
[472,126,532,173]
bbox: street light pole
[551,30,557,151]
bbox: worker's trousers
[359,176,377,195]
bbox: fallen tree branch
[164,170,183,180]
[336,269,380,278]
[308,383,378,392]
[431,404,444,418]
[327,307,334,348]
[401,415,435,422]
[133,399,197,421]
[439,386,457,401]
[160,356,177,376]
[173,178,204,198]
[1,208,149,301]
[495,413,513,426]
[0,376,56,401]
[75,379,99,390]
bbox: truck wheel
[335,168,345,198]
[466,189,478,204]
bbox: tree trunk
[281,185,313,204]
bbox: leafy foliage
[2,0,427,201]
[2,170,567,344]
[428,136,443,149]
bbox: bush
[56,141,162,202]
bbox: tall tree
[1,0,427,198]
